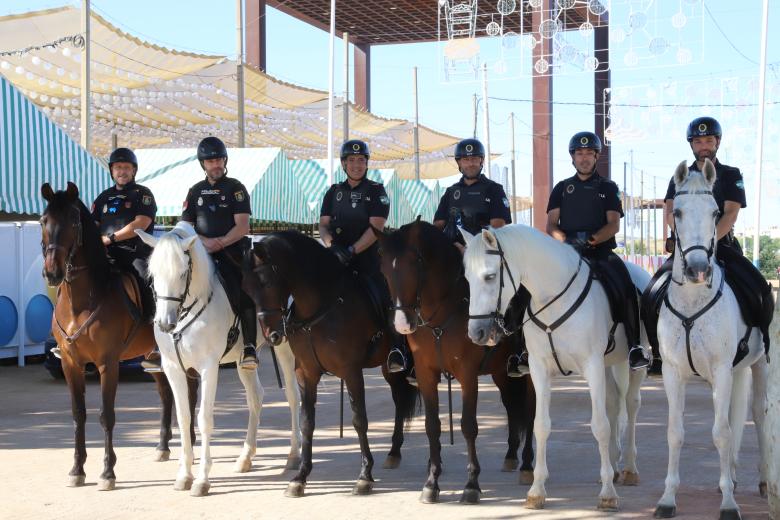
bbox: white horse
[137,222,301,496]
[461,225,649,511]
[653,160,768,520]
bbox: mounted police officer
[642,117,774,361]
[180,136,258,369]
[318,139,411,377]
[547,131,650,370]
[432,138,527,377]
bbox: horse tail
[392,373,421,428]
[503,373,536,448]
[729,367,751,474]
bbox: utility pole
[510,112,517,217]
[413,66,420,181]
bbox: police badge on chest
[350,191,362,208]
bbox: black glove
[330,243,353,265]
[665,234,675,254]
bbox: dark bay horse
[242,230,419,497]
[373,220,536,503]
[40,182,194,489]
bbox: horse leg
[165,366,195,492]
[382,371,407,470]
[750,357,769,498]
[96,361,119,491]
[604,365,622,482]
[191,364,220,497]
[151,372,174,462]
[655,364,687,518]
[493,372,520,472]
[519,375,536,485]
[583,360,619,511]
[621,362,644,486]
[418,367,442,503]
[728,367,751,491]
[341,371,374,495]
[63,360,87,487]
[187,375,198,446]
[285,369,320,498]
[459,374,481,504]
[234,362,264,473]
[710,365,739,517]
[277,342,302,470]
[526,359,550,509]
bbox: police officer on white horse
[643,117,774,362]
[433,137,527,377]
[547,131,650,370]
[181,136,259,369]
[319,139,412,378]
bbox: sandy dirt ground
[0,349,770,520]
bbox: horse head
[672,158,718,285]
[40,182,86,286]
[462,227,514,346]
[138,222,204,333]
[244,239,290,346]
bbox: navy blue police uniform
[181,175,257,346]
[434,173,512,239]
[547,171,642,352]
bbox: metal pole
[510,112,517,218]
[111,132,118,151]
[236,0,246,148]
[472,93,478,138]
[481,63,491,178]
[623,162,627,257]
[327,0,336,183]
[653,177,658,258]
[629,150,635,262]
[343,32,349,143]
[80,0,90,152]
[16,223,25,366]
[640,169,644,257]
[752,0,769,267]
[413,66,420,181]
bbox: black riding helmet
[340,139,370,159]
[568,131,602,154]
[108,147,138,169]
[454,138,485,159]
[686,116,722,142]
[197,136,228,169]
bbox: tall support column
[236,0,246,148]
[531,0,553,231]
[354,43,371,111]
[245,0,267,71]
[80,0,91,152]
[594,16,611,179]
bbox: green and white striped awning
[0,74,109,215]
[135,147,316,225]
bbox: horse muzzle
[684,262,712,284]
[392,309,417,335]
[468,318,500,346]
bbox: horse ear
[481,229,498,250]
[65,181,79,200]
[459,226,475,245]
[673,160,688,188]
[182,235,198,251]
[41,183,54,202]
[135,229,158,248]
[702,158,716,186]
[415,215,422,222]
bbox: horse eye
[673,209,682,218]
[484,273,496,282]
[712,210,719,218]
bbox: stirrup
[387,347,406,373]
[629,346,650,370]
[141,351,163,373]
[507,353,529,378]
[239,345,258,370]
[50,346,62,359]
[405,366,418,387]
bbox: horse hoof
[67,475,85,487]
[460,488,480,504]
[352,479,373,496]
[98,478,116,491]
[234,456,252,473]
[420,486,440,504]
[598,497,619,511]
[718,509,741,520]
[525,494,545,509]
[382,455,401,470]
[501,458,518,472]
[620,470,640,486]
[759,481,767,498]
[285,482,305,498]
[285,456,301,471]
[174,477,193,491]
[653,505,676,518]
[190,480,210,497]
[518,470,534,485]
[154,450,170,462]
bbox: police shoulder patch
[735,180,744,190]
[142,194,152,205]
[379,195,390,205]
[235,190,245,202]
[502,197,510,208]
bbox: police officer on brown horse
[318,140,411,376]
[547,131,650,370]
[433,138,527,377]
[181,136,258,369]
[642,117,774,362]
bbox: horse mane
[148,221,213,300]
[257,230,344,289]
[390,220,463,279]
[45,189,111,284]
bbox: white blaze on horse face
[393,301,413,334]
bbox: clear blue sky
[2,0,778,232]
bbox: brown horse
[242,230,419,497]
[373,220,536,503]
[40,182,194,489]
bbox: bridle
[41,205,87,283]
[467,237,519,336]
[671,189,717,288]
